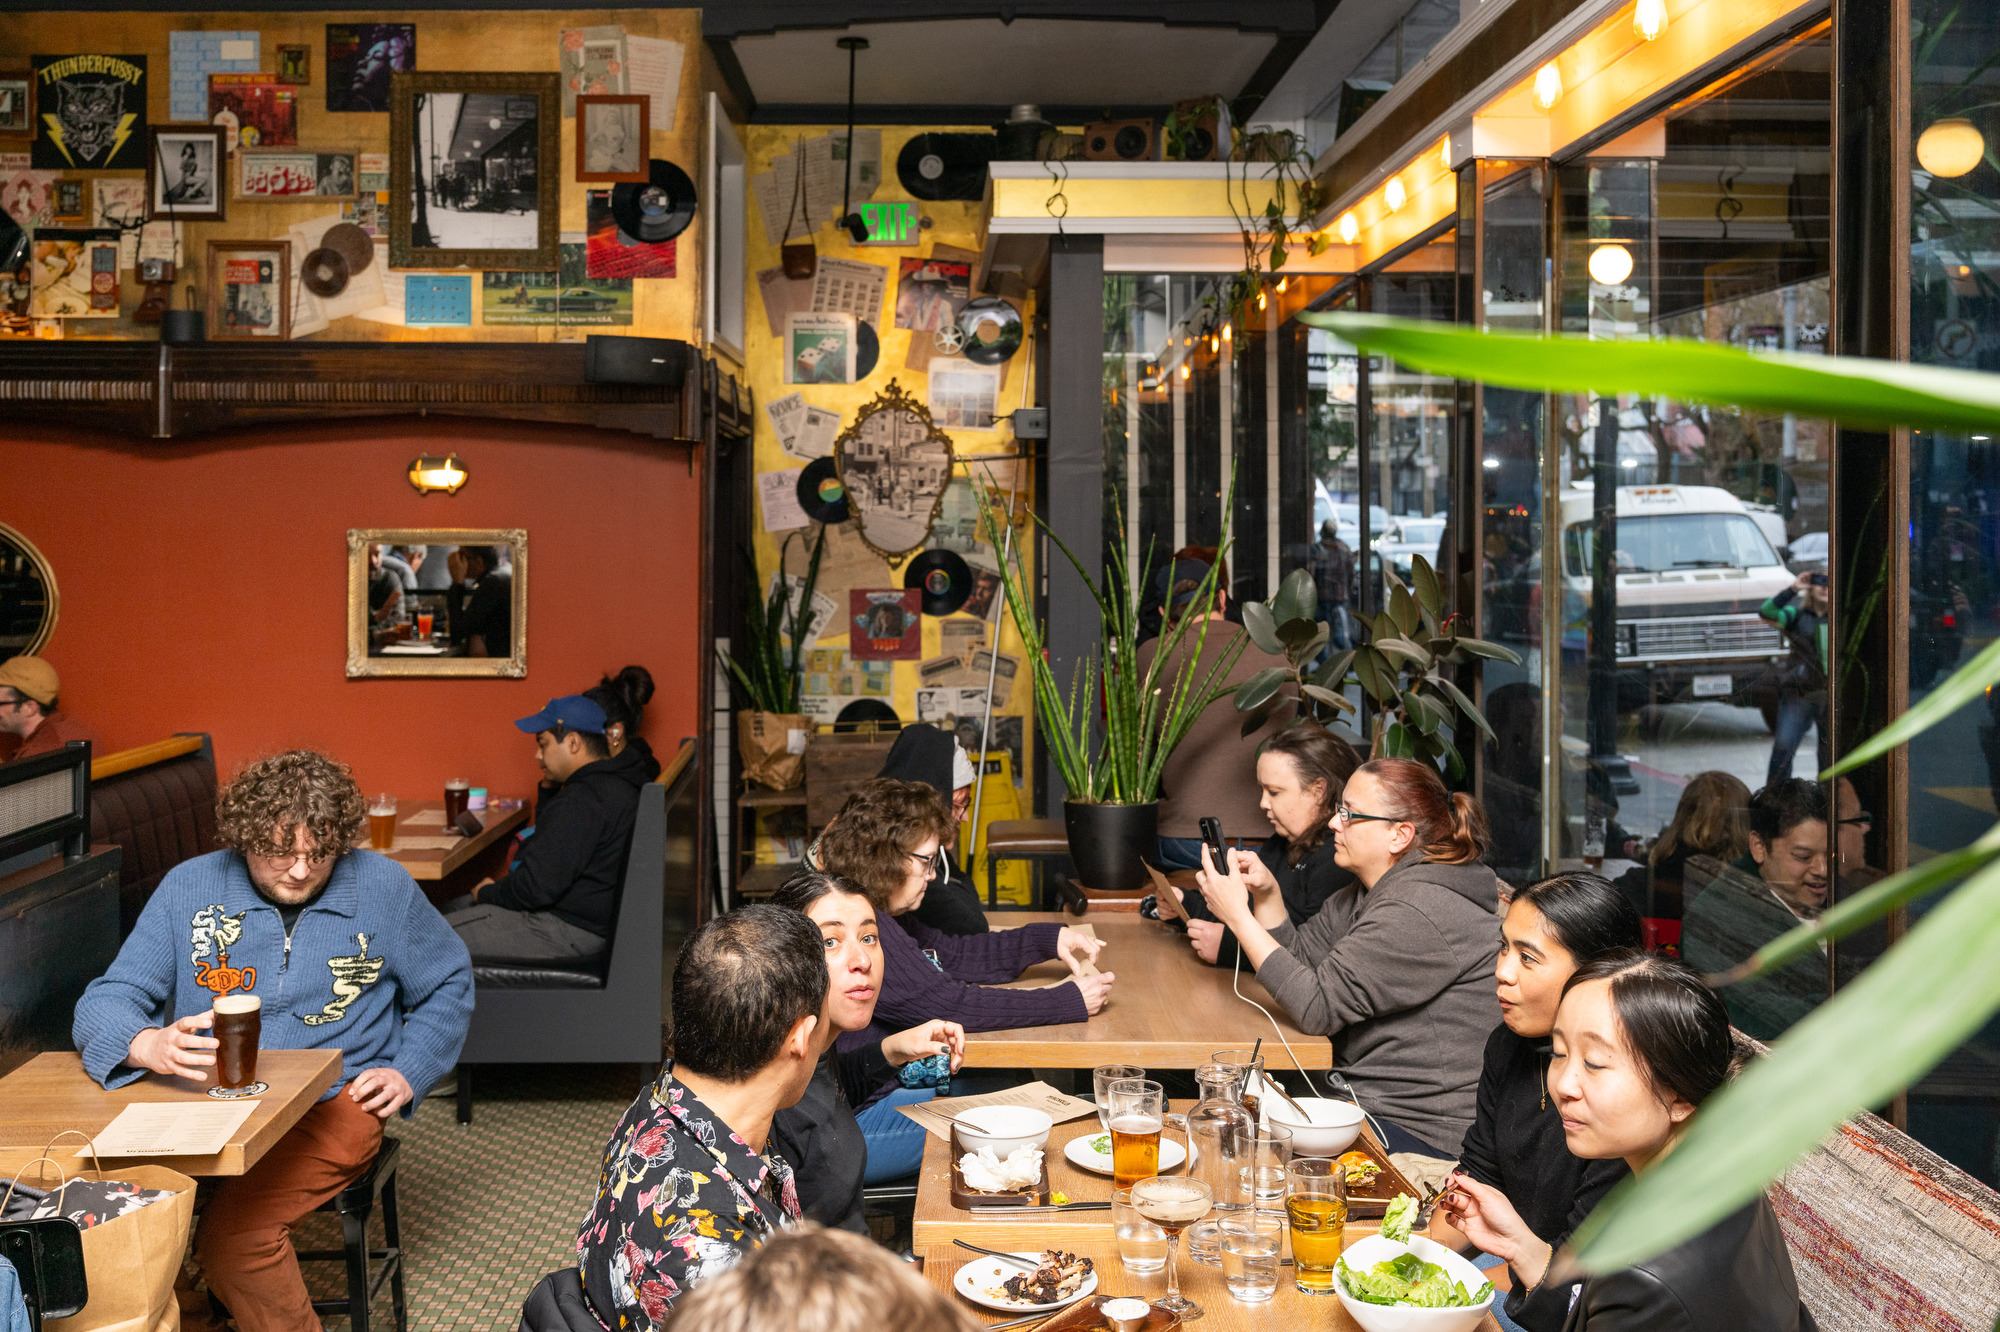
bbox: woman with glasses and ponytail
[1197,756,1503,1155]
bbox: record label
[611,160,698,244]
[959,297,1023,365]
[904,549,972,615]
[797,456,850,523]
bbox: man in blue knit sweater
[74,750,473,1332]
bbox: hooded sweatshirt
[1255,849,1502,1149]
[874,725,988,935]
[481,744,652,937]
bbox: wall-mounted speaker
[1082,119,1157,162]
[584,335,691,385]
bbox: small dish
[951,1254,1099,1313]
[1064,1131,1191,1175]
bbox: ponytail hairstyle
[1353,757,1488,864]
[1261,724,1360,863]
[1512,872,1645,964]
[1561,950,1735,1109]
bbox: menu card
[82,1101,257,1157]
[896,1080,1099,1142]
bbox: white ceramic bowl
[1334,1233,1496,1332]
[953,1105,1054,1158]
[1266,1096,1365,1155]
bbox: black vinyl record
[301,247,349,297]
[834,698,901,731]
[611,159,698,244]
[796,456,850,523]
[897,132,995,202]
[904,549,972,615]
[855,319,879,379]
[959,296,1024,365]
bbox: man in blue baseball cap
[443,694,651,964]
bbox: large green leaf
[1825,635,2000,776]
[1410,553,1443,617]
[1242,600,1285,655]
[1234,666,1290,713]
[1568,849,2000,1273]
[1304,312,2000,434]
[1451,636,1525,666]
[1313,649,1357,690]
[1432,673,1497,743]
[1273,566,1319,625]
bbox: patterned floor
[294,1065,649,1332]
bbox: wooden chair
[300,1138,405,1332]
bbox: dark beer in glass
[213,994,262,1089]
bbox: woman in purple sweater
[815,778,1114,1039]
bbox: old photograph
[393,73,558,269]
[147,125,225,221]
[576,95,647,181]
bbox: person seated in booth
[366,543,404,625]
[446,544,511,657]
[445,695,650,965]
[869,724,988,935]
[72,750,472,1332]
[1613,770,1750,924]
[586,665,661,778]
[577,907,827,1328]
[0,654,99,763]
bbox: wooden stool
[982,818,1070,907]
[300,1138,406,1332]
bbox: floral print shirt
[577,1062,802,1330]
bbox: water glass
[1108,1078,1164,1191]
[1219,1214,1284,1303]
[1113,1187,1167,1273]
[1094,1063,1146,1132]
[1231,1126,1294,1209]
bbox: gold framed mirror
[833,380,957,561]
[0,521,58,661]
[346,528,527,678]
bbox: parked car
[532,287,620,312]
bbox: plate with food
[1063,1131,1191,1176]
[953,1250,1099,1313]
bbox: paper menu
[82,1101,257,1158]
[896,1081,1100,1142]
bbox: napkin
[957,1145,1043,1192]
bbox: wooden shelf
[735,863,795,898]
[737,788,808,807]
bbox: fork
[953,1238,1039,1268]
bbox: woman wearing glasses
[1196,756,1502,1155]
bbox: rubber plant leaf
[1272,566,1319,625]
[1242,600,1285,655]
[1235,666,1291,713]
[1410,553,1443,615]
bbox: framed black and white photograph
[50,179,86,223]
[146,124,226,222]
[0,71,32,137]
[575,94,647,182]
[390,71,559,271]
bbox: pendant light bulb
[1634,0,1668,40]
[1588,243,1635,286]
[1222,324,1232,343]
[1384,176,1407,212]
[1533,62,1564,112]
[1338,212,1359,244]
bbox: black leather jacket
[1516,1196,1818,1332]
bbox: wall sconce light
[1917,118,1986,178]
[1258,289,1268,310]
[1338,212,1359,244]
[408,453,468,494]
[1588,243,1635,285]
[1276,276,1288,293]
[1533,62,1564,112]
[1633,0,1669,41]
[1384,176,1407,212]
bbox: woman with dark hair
[871,725,988,936]
[583,665,658,778]
[766,871,966,1225]
[1437,873,1645,1332]
[1174,724,1360,968]
[1196,756,1502,1154]
[1449,951,1815,1331]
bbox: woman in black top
[1451,952,1816,1332]
[1437,873,1644,1332]
[766,870,964,1231]
[1175,723,1359,968]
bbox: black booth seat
[471,961,605,990]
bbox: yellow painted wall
[0,8,705,342]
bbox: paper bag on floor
[9,1145,196,1332]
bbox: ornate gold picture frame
[832,380,957,561]
[346,528,527,678]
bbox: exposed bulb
[1338,212,1359,244]
[1634,0,1668,40]
[1180,363,1191,380]
[1276,276,1288,293]
[1384,176,1407,212]
[1588,243,1634,285]
[1258,289,1268,310]
[1917,119,1986,178]
[1221,324,1232,342]
[1534,62,1564,112]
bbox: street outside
[1608,701,1821,842]
[416,204,537,251]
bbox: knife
[968,1201,1113,1212]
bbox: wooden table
[375,797,529,882]
[0,1050,342,1177]
[963,913,1334,1070]
[920,1242,1500,1332]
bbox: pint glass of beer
[368,794,398,850]
[1108,1078,1165,1190]
[213,994,262,1089]
[443,779,471,823]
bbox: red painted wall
[6,418,701,801]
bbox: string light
[1588,243,1634,285]
[1533,62,1564,111]
[1222,324,1232,343]
[1917,119,1985,177]
[1180,363,1191,380]
[1633,0,1669,40]
[1384,176,1407,212]
[1338,212,1359,244]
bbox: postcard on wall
[559,24,626,117]
[758,467,809,533]
[963,567,1004,622]
[324,24,413,113]
[809,256,887,326]
[32,55,147,171]
[356,152,389,193]
[787,311,857,385]
[4,170,54,228]
[239,151,357,200]
[928,359,1002,430]
[28,231,119,318]
[208,73,296,150]
[850,589,921,661]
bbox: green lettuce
[1381,1193,1416,1244]
[1337,1253,1494,1309]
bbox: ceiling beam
[703,2,1321,38]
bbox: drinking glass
[1286,1157,1347,1296]
[1094,1063,1146,1133]
[211,994,261,1090]
[1107,1079,1164,1190]
[444,779,472,823]
[1211,1049,1268,1125]
[367,794,398,850]
[1112,1187,1167,1273]
[1131,1175,1213,1321]
[1219,1213,1283,1303]
[1232,1126,1294,1210]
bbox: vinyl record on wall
[896,132,995,202]
[904,549,972,615]
[855,319,879,379]
[321,222,374,274]
[610,159,698,244]
[833,698,901,731]
[797,456,850,523]
[958,296,1024,365]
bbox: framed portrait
[575,94,648,182]
[326,23,414,113]
[50,179,87,224]
[146,124,226,222]
[389,71,559,271]
[346,529,528,679]
[238,150,358,201]
[205,239,290,340]
[276,45,311,86]
[0,71,32,137]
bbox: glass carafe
[1183,1062,1253,1264]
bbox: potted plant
[979,486,1247,892]
[723,529,824,790]
[1234,556,1521,779]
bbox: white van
[1560,484,1793,707]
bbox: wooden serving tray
[949,1127,1052,1209]
[1338,1132,1422,1218]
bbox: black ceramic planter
[1062,800,1158,894]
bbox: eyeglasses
[905,846,946,876]
[1838,811,1873,828]
[254,848,335,871]
[1332,803,1402,828]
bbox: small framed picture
[575,94,648,182]
[238,150,358,201]
[50,179,87,224]
[276,44,311,86]
[206,239,291,340]
[0,70,32,137]
[146,124,227,222]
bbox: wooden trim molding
[90,734,204,782]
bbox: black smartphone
[1200,816,1228,869]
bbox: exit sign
[856,201,920,246]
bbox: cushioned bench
[88,734,219,936]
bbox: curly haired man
[74,749,473,1332]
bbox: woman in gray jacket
[1198,756,1503,1155]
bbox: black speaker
[584,334,691,385]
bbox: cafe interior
[2,0,1999,1330]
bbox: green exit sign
[857,201,920,246]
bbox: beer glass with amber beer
[1108,1078,1164,1190]
[368,793,397,850]
[212,994,262,1090]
